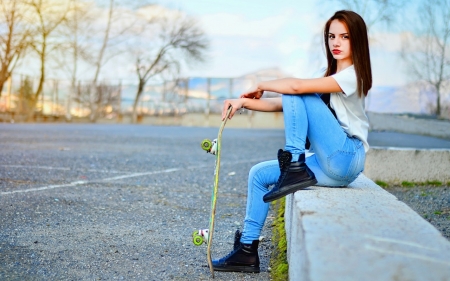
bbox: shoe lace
[278,150,291,170]
[220,246,241,262]
[233,229,242,250]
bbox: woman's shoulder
[314,65,355,78]
[340,65,355,73]
[332,65,356,80]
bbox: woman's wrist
[256,82,264,92]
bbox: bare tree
[400,0,450,117]
[0,0,31,96]
[72,81,121,119]
[81,0,138,122]
[131,9,208,123]
[55,0,96,120]
[26,0,70,119]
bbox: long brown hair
[324,10,372,97]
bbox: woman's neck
[336,58,353,73]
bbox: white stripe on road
[1,165,71,171]
[0,168,181,195]
[0,158,267,195]
[0,181,88,195]
[1,165,125,174]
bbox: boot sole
[263,178,317,203]
[213,265,260,273]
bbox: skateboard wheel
[201,139,212,151]
[193,234,204,246]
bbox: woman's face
[328,19,352,66]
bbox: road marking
[0,158,266,195]
[0,168,181,195]
[1,181,88,195]
[98,168,180,182]
[1,165,124,174]
[1,165,71,171]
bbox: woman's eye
[342,35,349,39]
[328,34,335,39]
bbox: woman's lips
[332,49,341,55]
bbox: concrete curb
[284,174,450,281]
[365,147,450,184]
[367,112,450,140]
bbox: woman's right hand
[240,85,264,99]
[222,99,245,120]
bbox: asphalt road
[1,123,449,280]
[0,124,283,281]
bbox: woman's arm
[241,77,342,98]
[222,97,282,120]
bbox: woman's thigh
[307,137,366,185]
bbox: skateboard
[192,105,232,278]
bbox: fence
[0,73,449,122]
[0,74,283,122]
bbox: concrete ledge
[367,112,450,139]
[365,147,450,184]
[284,174,450,281]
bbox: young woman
[212,10,372,273]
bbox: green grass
[434,210,443,215]
[425,180,443,186]
[270,198,289,281]
[401,181,415,187]
[375,180,388,188]
[378,180,448,188]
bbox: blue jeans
[241,94,365,243]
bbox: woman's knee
[301,93,321,103]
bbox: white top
[314,66,370,152]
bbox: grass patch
[401,181,415,187]
[270,197,289,281]
[434,210,443,215]
[375,180,388,188]
[376,180,448,188]
[426,180,443,186]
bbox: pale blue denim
[241,94,365,243]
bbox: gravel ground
[0,124,286,280]
[385,185,450,240]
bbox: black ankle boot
[263,149,317,203]
[233,229,242,250]
[212,239,260,273]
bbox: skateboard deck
[193,106,232,278]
